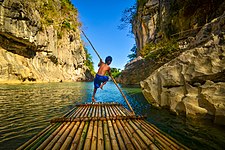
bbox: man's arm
[107,68,111,76]
[98,59,103,67]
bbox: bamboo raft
[17,102,189,150]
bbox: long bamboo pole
[110,75,135,114]
[81,30,135,115]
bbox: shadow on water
[0,82,224,149]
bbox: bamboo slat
[107,120,119,150]
[115,120,134,150]
[71,106,83,118]
[52,122,75,150]
[112,120,126,150]
[83,121,94,149]
[60,121,80,150]
[37,123,66,150]
[18,102,189,150]
[97,121,104,150]
[119,119,142,149]
[91,121,98,150]
[70,121,85,150]
[17,124,52,150]
[123,119,147,149]
[45,122,70,150]
[103,120,111,150]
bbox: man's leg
[92,88,97,102]
[100,81,107,89]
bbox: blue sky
[71,0,136,71]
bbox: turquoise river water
[0,82,225,150]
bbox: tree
[127,45,137,62]
[118,4,137,34]
[84,47,95,75]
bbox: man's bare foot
[100,84,104,90]
[92,97,96,102]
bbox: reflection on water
[0,82,224,150]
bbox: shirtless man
[92,56,112,102]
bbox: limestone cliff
[0,0,93,83]
[120,0,225,86]
[133,0,225,52]
[120,0,225,124]
[141,14,225,125]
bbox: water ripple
[0,82,225,150]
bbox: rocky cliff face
[0,0,93,83]
[120,0,225,124]
[133,0,225,52]
[120,0,225,86]
[141,13,225,125]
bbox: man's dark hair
[105,56,112,63]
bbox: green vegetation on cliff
[111,68,121,78]
[28,0,81,38]
[84,47,95,75]
[141,39,179,60]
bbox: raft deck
[18,102,189,150]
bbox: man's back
[97,63,110,76]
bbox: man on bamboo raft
[92,56,112,102]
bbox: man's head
[105,56,112,65]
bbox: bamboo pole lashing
[76,103,121,107]
[70,121,85,150]
[50,115,146,123]
[60,121,81,150]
